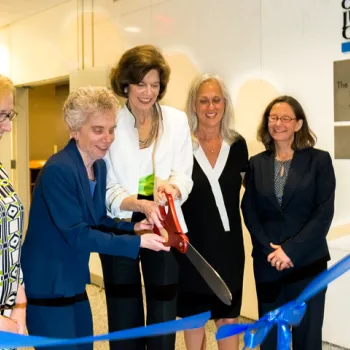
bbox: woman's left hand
[157,183,181,203]
[10,308,26,334]
[134,219,154,233]
[10,284,27,334]
[268,243,294,271]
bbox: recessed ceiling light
[124,27,141,33]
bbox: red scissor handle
[153,193,189,253]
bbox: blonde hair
[185,73,238,148]
[63,86,120,132]
[0,74,15,99]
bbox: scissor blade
[185,243,232,306]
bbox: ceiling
[0,0,70,28]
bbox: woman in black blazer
[241,95,335,350]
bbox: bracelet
[13,302,27,309]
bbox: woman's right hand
[0,315,20,333]
[139,200,164,229]
[140,234,170,252]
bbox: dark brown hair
[257,95,316,151]
[110,45,170,100]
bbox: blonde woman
[177,73,248,350]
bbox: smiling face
[268,102,303,146]
[0,93,14,138]
[195,79,225,130]
[128,69,160,113]
[74,110,116,164]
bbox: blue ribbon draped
[0,311,210,348]
[216,254,350,349]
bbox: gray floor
[86,285,346,350]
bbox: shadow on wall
[235,79,279,319]
[235,79,280,157]
[162,51,200,111]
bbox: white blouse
[139,143,154,179]
[105,104,193,231]
[194,141,231,232]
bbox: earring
[124,87,128,94]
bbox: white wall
[260,1,349,228]
[324,237,350,348]
[6,0,77,84]
[0,27,10,76]
[0,0,349,325]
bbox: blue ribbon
[216,254,350,349]
[0,311,210,348]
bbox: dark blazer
[21,139,141,297]
[241,147,335,283]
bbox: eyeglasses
[0,111,18,123]
[268,115,296,123]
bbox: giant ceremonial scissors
[153,193,232,306]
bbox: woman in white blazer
[101,45,193,350]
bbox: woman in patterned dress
[0,74,27,335]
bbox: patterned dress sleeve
[0,163,24,312]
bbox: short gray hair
[63,86,120,131]
[185,73,238,148]
[0,74,15,99]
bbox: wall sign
[342,0,350,52]
[334,59,350,121]
[334,59,350,159]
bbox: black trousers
[100,246,178,350]
[256,267,327,350]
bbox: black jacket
[241,147,335,283]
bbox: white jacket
[105,104,193,231]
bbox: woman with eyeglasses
[241,95,335,350]
[0,74,27,336]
